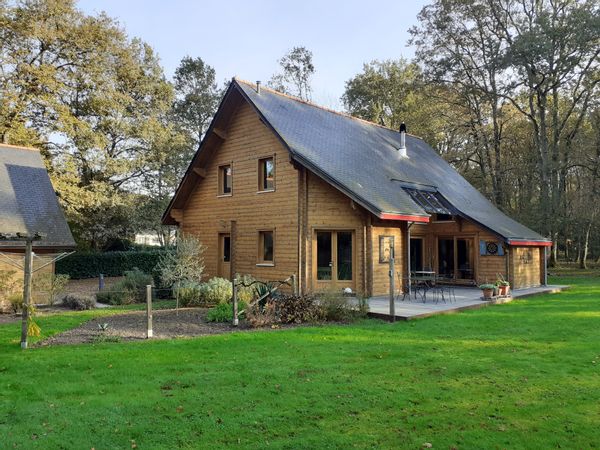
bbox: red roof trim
[379,213,430,222]
[508,240,552,247]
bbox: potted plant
[496,274,510,296]
[479,283,496,300]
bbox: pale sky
[78,0,428,110]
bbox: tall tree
[172,56,222,149]
[0,0,187,249]
[411,0,600,262]
[268,46,315,100]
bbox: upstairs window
[258,157,275,191]
[258,230,274,264]
[218,164,232,195]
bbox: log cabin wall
[510,246,543,288]
[305,172,366,295]
[410,217,507,285]
[370,220,406,296]
[0,255,55,311]
[180,101,299,286]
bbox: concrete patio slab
[367,285,569,321]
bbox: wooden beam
[193,167,207,177]
[213,127,228,140]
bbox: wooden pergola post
[20,239,33,349]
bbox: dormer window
[218,164,232,196]
[258,157,275,192]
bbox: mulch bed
[37,308,302,346]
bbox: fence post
[99,273,105,291]
[291,274,297,296]
[146,285,153,338]
[389,256,395,322]
[232,275,239,327]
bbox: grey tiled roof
[0,145,75,250]
[235,80,548,243]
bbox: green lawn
[1,277,599,449]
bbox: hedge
[56,250,166,279]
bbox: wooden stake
[291,274,297,296]
[146,285,153,338]
[232,275,239,326]
[20,240,33,349]
[389,256,395,322]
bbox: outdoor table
[410,271,436,302]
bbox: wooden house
[0,144,75,310]
[163,79,551,296]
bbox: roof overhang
[507,239,552,247]
[378,213,430,222]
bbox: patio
[367,285,569,320]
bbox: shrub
[246,301,277,327]
[55,251,166,279]
[273,295,324,324]
[174,281,203,307]
[236,274,257,303]
[63,293,96,310]
[199,277,232,305]
[319,290,356,322]
[157,236,206,288]
[206,301,247,323]
[8,293,23,314]
[96,268,153,305]
[33,273,70,305]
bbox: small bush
[206,301,247,323]
[319,290,356,322]
[199,277,232,305]
[96,268,153,305]
[236,274,257,303]
[62,293,96,310]
[274,295,324,324]
[8,293,23,314]
[174,281,203,307]
[246,301,277,327]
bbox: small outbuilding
[0,144,75,310]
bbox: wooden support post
[232,275,239,327]
[291,274,297,296]
[543,246,548,286]
[99,273,105,291]
[20,240,33,349]
[146,285,153,338]
[389,256,395,322]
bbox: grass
[0,277,599,449]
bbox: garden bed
[37,307,305,346]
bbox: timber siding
[371,221,405,297]
[510,246,542,288]
[180,102,299,283]
[306,172,366,294]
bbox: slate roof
[0,144,75,250]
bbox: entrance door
[314,231,354,291]
[438,238,455,279]
[410,237,424,272]
[218,233,231,279]
[437,237,475,281]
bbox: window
[218,164,232,195]
[258,230,274,264]
[258,157,275,191]
[223,236,231,262]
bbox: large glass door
[314,231,354,291]
[437,237,474,281]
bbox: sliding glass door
[438,237,474,281]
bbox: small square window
[258,230,274,263]
[218,164,232,195]
[258,157,275,191]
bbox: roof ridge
[0,143,40,152]
[233,77,422,138]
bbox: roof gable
[0,144,75,250]
[164,79,548,243]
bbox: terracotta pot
[482,288,494,299]
[498,285,507,296]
